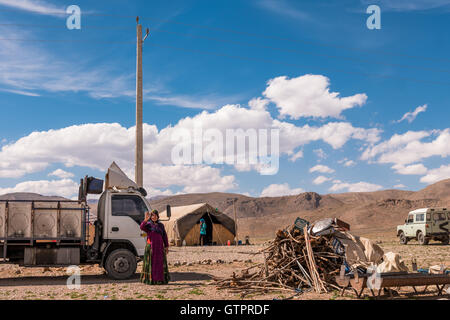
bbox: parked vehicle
[397,207,449,245]
[0,162,171,279]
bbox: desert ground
[0,231,448,300]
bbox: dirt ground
[0,235,449,300]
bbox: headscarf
[147,210,165,235]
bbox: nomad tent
[159,203,236,246]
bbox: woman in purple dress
[140,209,170,285]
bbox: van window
[415,214,424,222]
[447,212,450,220]
[426,213,431,221]
[111,195,148,224]
[433,212,445,221]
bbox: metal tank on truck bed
[0,162,171,279]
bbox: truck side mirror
[166,205,171,219]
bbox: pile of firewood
[214,225,344,296]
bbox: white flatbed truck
[0,162,171,279]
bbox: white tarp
[376,252,409,273]
[104,162,138,190]
[334,231,384,268]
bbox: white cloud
[394,184,406,188]
[0,105,371,178]
[0,25,233,110]
[313,175,332,185]
[360,0,450,11]
[313,148,327,159]
[420,165,450,184]
[258,0,312,22]
[0,96,381,191]
[248,97,270,111]
[140,164,237,194]
[329,181,383,193]
[392,163,428,175]
[48,168,75,179]
[396,104,427,123]
[309,165,335,174]
[0,0,65,17]
[263,74,367,119]
[260,183,304,197]
[288,150,303,162]
[0,179,78,198]
[338,158,356,167]
[361,129,450,166]
[344,160,356,167]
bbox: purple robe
[140,220,169,282]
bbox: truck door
[107,194,149,256]
[406,214,414,237]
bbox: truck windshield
[111,195,148,224]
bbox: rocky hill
[1,179,448,239]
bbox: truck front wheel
[104,249,137,280]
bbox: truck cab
[83,162,171,279]
[0,162,171,280]
[397,207,449,245]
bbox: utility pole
[135,17,149,187]
[234,199,238,246]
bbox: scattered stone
[244,259,252,263]
[182,261,187,265]
[15,270,21,275]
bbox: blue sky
[0,0,449,199]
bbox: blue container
[87,177,103,194]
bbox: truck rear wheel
[441,236,449,245]
[104,249,137,280]
[417,231,429,245]
[399,231,408,245]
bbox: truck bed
[0,199,90,248]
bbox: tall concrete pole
[234,199,238,246]
[135,22,143,187]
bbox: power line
[140,17,450,64]
[0,7,447,63]
[0,23,132,30]
[0,38,134,44]
[0,36,447,86]
[0,22,448,74]
[149,28,450,74]
[146,42,450,87]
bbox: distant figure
[140,209,170,285]
[199,218,207,246]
